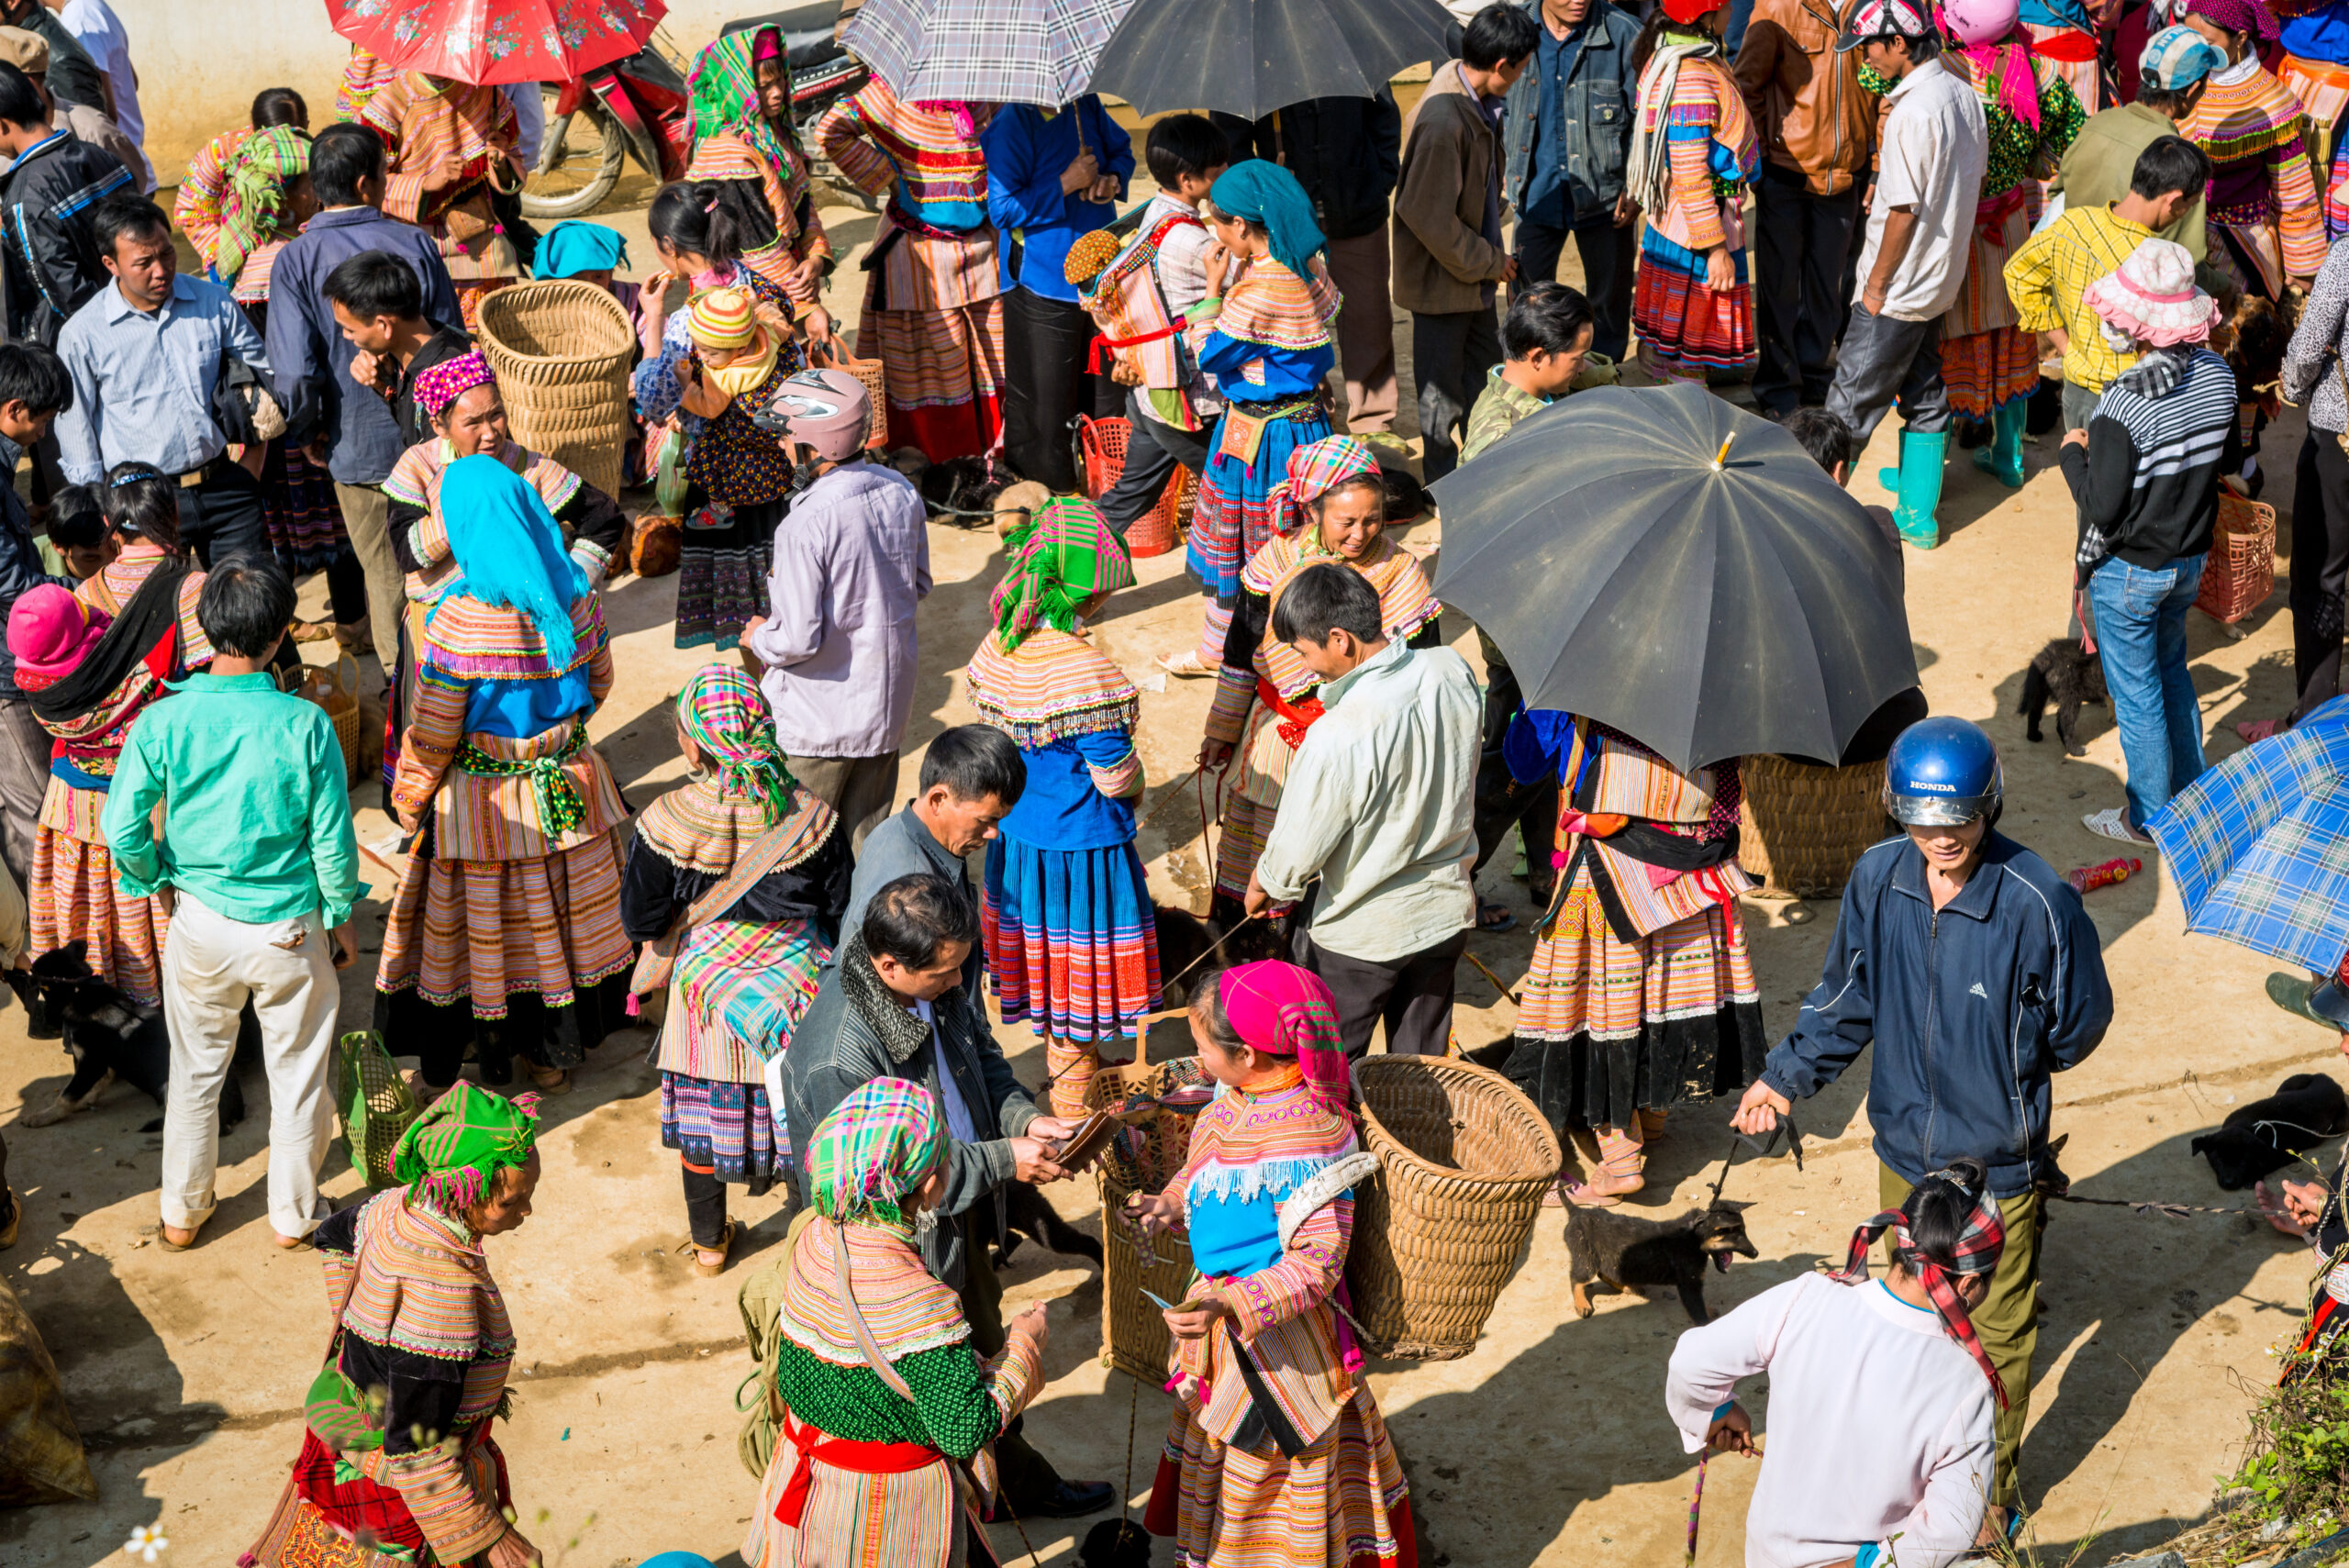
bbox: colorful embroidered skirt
[243,1432,512,1568]
[1941,201,2040,419]
[857,295,1007,463]
[262,439,347,576]
[1499,868,1765,1131]
[1145,1385,1418,1568]
[676,495,781,651]
[741,1422,967,1568]
[1188,406,1333,605]
[982,834,1161,1048]
[661,1073,786,1187]
[30,784,167,1006]
[1632,228,1755,381]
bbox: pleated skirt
[981,833,1161,1046]
[857,296,1007,464]
[1188,408,1332,604]
[1144,1388,1417,1568]
[31,784,167,1006]
[1632,227,1754,379]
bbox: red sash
[1256,676,1326,750]
[773,1407,945,1527]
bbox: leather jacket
[1731,0,1876,197]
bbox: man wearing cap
[1732,716,2111,1535]
[1821,0,1988,551]
[740,368,931,854]
[2056,27,2222,263]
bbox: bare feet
[159,1219,204,1251]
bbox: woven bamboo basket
[2194,490,2277,626]
[1736,754,1892,901]
[293,652,362,782]
[476,281,634,502]
[1088,1033,1212,1381]
[1344,1056,1560,1361]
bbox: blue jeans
[2085,553,2209,828]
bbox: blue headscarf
[1208,160,1326,282]
[539,221,630,279]
[438,455,589,670]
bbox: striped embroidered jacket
[2182,61,2327,287]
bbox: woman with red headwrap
[1664,1159,2005,1562]
[1126,961,1415,1568]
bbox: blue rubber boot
[1971,399,2026,489]
[1892,429,1948,549]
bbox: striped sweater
[2059,347,2240,570]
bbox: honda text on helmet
[1884,716,2003,828]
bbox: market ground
[4,175,2345,1568]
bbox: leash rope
[1119,1371,1140,1531]
[2045,1191,2264,1219]
[1037,910,1272,1094]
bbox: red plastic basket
[2194,489,2277,626]
[1077,415,1194,558]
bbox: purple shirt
[744,461,932,759]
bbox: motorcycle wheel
[521,89,626,219]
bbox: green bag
[332,1030,422,1189]
[734,1206,820,1480]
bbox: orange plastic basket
[1078,415,1194,558]
[2194,490,2277,626]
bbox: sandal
[288,620,334,643]
[682,1219,737,1277]
[525,1062,573,1096]
[1475,897,1516,933]
[2236,717,2287,743]
[2081,806,2154,846]
[1156,649,1214,679]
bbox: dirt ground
[3,176,2346,1568]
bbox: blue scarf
[1209,159,1326,282]
[439,455,588,669]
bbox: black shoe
[1006,1479,1117,1519]
[10,967,58,1040]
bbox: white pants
[160,892,340,1237]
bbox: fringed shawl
[1212,255,1341,354]
[963,627,1140,749]
[776,1218,971,1367]
[2185,64,2311,169]
[328,1190,516,1367]
[420,592,606,684]
[636,777,830,878]
[1179,1078,1360,1207]
[1242,532,1441,701]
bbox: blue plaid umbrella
[843,0,1138,107]
[2146,695,2349,973]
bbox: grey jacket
[784,930,1041,1291]
[1501,1,1642,219]
[836,804,983,1005]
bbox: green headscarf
[805,1080,948,1232]
[1208,159,1327,281]
[391,1083,542,1212]
[989,496,1136,651]
[688,27,800,173]
[217,125,311,283]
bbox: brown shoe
[682,1219,737,1277]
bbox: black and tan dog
[1565,1198,1759,1325]
[18,940,250,1133]
[2018,638,2109,755]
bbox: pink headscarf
[1219,961,1353,1123]
[1965,39,2042,133]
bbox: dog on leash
[1152,904,1293,1005]
[2018,638,2109,754]
[17,940,250,1133]
[1565,1198,1759,1325]
[2191,1073,2348,1189]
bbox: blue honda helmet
[1884,716,2002,828]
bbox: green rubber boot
[1893,429,1948,549]
[1971,399,2026,489]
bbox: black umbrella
[1085,0,1454,118]
[1430,382,1917,773]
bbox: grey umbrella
[1430,382,1918,773]
[1085,0,1455,118]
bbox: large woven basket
[1344,1056,1559,1361]
[2195,490,2277,626]
[1736,754,1892,901]
[1099,1173,1198,1383]
[476,280,635,502]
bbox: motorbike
[521,1,877,220]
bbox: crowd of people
[0,0,2344,1565]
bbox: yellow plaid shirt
[2002,204,2157,395]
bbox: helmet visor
[1887,789,1998,828]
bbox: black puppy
[1153,904,1291,1003]
[1078,1519,1153,1568]
[2191,1073,2348,1188]
[1565,1199,1758,1325]
[991,1183,1105,1270]
[2018,638,2109,754]
[918,455,1003,523]
[20,940,249,1133]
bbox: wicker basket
[810,339,890,452]
[1089,1031,1212,1381]
[1344,1056,1560,1361]
[1077,415,1194,557]
[476,280,634,502]
[2195,490,2277,626]
[294,652,362,782]
[1736,754,1892,900]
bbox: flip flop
[1156,650,1214,678]
[1476,898,1516,932]
[2236,717,2287,743]
[2081,806,2154,846]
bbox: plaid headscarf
[990,497,1136,651]
[1828,1171,2009,1406]
[414,350,497,421]
[216,125,311,282]
[1268,435,1381,539]
[688,27,803,176]
[806,1079,949,1232]
[1219,961,1353,1124]
[391,1082,543,1212]
[677,663,795,824]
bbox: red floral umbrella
[326,0,667,86]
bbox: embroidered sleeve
[1215,1193,1351,1337]
[393,659,469,823]
[2032,71,2086,183]
[2272,128,2328,283]
[1666,118,1727,253]
[378,1438,507,1562]
[582,600,615,710]
[888,1342,1016,1459]
[816,94,896,202]
[1073,727,1142,800]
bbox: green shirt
[102,672,363,928]
[1461,367,1551,465]
[2054,104,2208,263]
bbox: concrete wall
[116,0,750,183]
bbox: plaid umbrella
[842,0,1139,107]
[2146,695,2349,973]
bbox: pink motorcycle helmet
[752,368,873,462]
[1940,0,2020,44]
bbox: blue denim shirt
[1502,0,1642,225]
